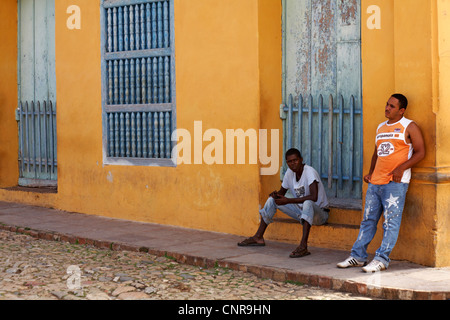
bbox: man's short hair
[391,93,408,110]
[285,148,302,159]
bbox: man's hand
[269,190,280,199]
[388,167,405,183]
[363,174,372,183]
[274,195,290,206]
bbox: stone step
[271,199,363,228]
[327,206,362,226]
[269,203,388,254]
[270,198,365,250]
[269,217,361,251]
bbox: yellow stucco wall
[0,0,263,235]
[435,0,450,267]
[51,0,263,236]
[359,0,449,266]
[0,0,448,267]
[257,0,283,211]
[0,1,19,188]
[361,0,435,266]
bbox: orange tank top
[370,117,414,185]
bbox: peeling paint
[339,0,357,25]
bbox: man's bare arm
[270,187,287,199]
[274,181,319,205]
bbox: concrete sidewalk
[0,201,448,300]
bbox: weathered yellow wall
[0,0,19,188]
[52,0,262,235]
[435,0,450,267]
[361,0,441,266]
[0,0,262,235]
[392,0,437,265]
[257,0,283,212]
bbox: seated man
[238,148,329,258]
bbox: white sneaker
[362,260,386,273]
[337,256,367,268]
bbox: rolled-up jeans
[350,182,409,268]
[259,197,329,226]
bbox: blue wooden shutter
[16,0,57,187]
[281,0,362,199]
[101,0,176,166]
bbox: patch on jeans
[385,193,399,209]
[364,206,370,221]
[358,230,364,241]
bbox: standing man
[238,148,329,258]
[337,94,425,272]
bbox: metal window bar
[16,101,57,186]
[280,94,363,199]
[106,56,171,105]
[102,0,174,162]
[105,1,170,53]
[106,111,171,159]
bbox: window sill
[2,186,57,194]
[103,157,176,167]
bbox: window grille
[101,0,176,166]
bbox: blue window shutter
[101,0,176,166]
[17,0,58,187]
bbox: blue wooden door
[281,0,362,200]
[16,0,57,187]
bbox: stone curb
[1,223,448,300]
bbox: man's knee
[303,200,314,211]
[264,196,277,209]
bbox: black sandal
[237,237,265,247]
[289,247,311,258]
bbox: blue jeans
[351,182,409,268]
[259,197,329,226]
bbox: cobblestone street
[0,230,373,300]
